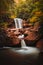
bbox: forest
[0,0,43,48]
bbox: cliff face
[0,20,43,49]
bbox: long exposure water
[0,18,40,65]
[13,18,40,55]
[14,18,26,48]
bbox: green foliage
[14,0,43,23]
[0,0,16,18]
[0,0,43,30]
[15,0,33,20]
[0,22,8,29]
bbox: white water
[3,18,40,56]
[21,39,27,48]
[14,18,26,48]
[14,18,22,29]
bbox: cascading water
[14,18,26,48]
[14,18,22,29]
[13,18,40,55]
[2,18,40,60]
[3,18,40,56]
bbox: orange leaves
[35,11,42,16]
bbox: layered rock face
[0,20,43,49]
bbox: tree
[0,0,16,18]
[0,0,16,29]
[15,0,33,20]
[29,0,43,37]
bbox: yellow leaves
[10,15,16,18]
[30,11,43,23]
[35,11,42,16]
[35,1,39,5]
[30,16,38,23]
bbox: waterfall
[21,39,26,48]
[14,18,22,29]
[14,18,26,48]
